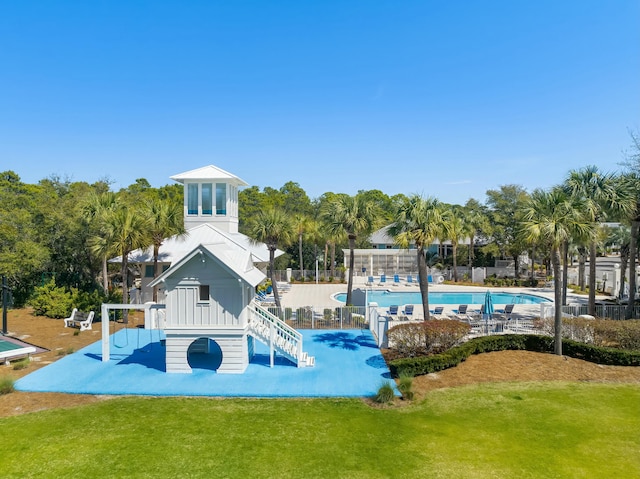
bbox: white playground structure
[100,297,314,374]
[101,165,314,374]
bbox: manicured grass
[1,383,639,478]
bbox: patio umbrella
[483,290,494,320]
[483,290,494,335]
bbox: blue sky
[1,1,638,205]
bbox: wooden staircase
[248,301,315,368]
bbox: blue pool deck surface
[16,329,394,397]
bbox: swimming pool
[334,291,550,307]
[0,337,36,363]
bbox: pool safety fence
[561,304,640,320]
[264,306,367,330]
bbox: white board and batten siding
[164,254,250,329]
[165,328,252,374]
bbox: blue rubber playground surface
[16,329,393,397]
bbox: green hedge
[388,334,640,377]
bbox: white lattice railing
[248,301,313,367]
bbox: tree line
[1,134,638,341]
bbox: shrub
[397,372,414,401]
[536,317,640,351]
[29,279,74,318]
[29,279,116,320]
[0,376,15,395]
[12,358,30,370]
[423,320,471,353]
[388,320,471,357]
[388,334,640,378]
[75,288,119,318]
[373,380,396,404]
[388,323,427,357]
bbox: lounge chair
[64,309,95,331]
[496,304,515,316]
[387,305,399,319]
[430,306,447,319]
[470,304,486,319]
[453,305,470,320]
[455,305,468,315]
[405,275,414,286]
[392,274,401,286]
[378,274,387,286]
[366,276,374,286]
[400,304,414,320]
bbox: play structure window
[187,184,198,215]
[199,285,210,302]
[201,183,213,215]
[216,183,226,215]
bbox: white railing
[248,301,309,367]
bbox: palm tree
[322,195,377,305]
[102,205,150,308]
[83,191,118,292]
[605,225,631,299]
[292,214,317,279]
[388,195,444,320]
[564,166,634,314]
[619,173,639,318]
[462,199,490,277]
[142,198,186,302]
[522,188,592,355]
[441,206,472,282]
[250,208,294,308]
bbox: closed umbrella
[483,290,494,319]
[483,290,494,334]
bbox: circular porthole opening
[187,337,223,371]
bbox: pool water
[0,339,23,353]
[334,291,550,307]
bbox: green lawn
[1,382,639,478]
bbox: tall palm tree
[619,173,639,318]
[83,191,118,292]
[388,195,444,320]
[462,199,490,277]
[142,198,186,302]
[292,214,317,279]
[102,205,150,307]
[522,188,592,355]
[250,208,294,308]
[441,206,472,282]
[322,195,377,305]
[564,166,634,314]
[606,225,631,299]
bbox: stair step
[250,304,315,368]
